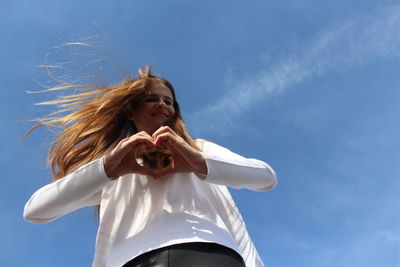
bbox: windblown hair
[26,65,199,181]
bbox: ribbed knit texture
[24,140,276,267]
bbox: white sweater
[24,140,277,267]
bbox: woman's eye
[145,97,157,103]
[145,96,173,105]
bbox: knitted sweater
[24,139,277,267]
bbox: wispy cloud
[189,4,400,134]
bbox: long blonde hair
[26,65,199,181]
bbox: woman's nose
[157,100,166,107]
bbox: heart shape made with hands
[136,143,172,171]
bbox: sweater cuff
[199,151,277,191]
[200,152,224,184]
[73,156,114,189]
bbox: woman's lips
[151,112,168,118]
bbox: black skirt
[122,242,246,267]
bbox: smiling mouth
[151,112,168,118]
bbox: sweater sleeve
[198,140,277,191]
[23,157,113,224]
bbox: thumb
[136,165,156,178]
[130,157,155,177]
[152,165,174,179]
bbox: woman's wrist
[192,153,208,176]
[103,155,119,180]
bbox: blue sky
[1,0,400,266]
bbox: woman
[24,66,277,267]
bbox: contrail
[188,4,400,135]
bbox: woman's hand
[103,131,157,179]
[151,126,207,179]
[103,126,207,179]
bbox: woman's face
[130,82,175,134]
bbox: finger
[129,154,156,177]
[153,165,174,179]
[136,130,154,138]
[122,136,156,152]
[136,165,155,178]
[126,131,155,143]
[152,126,177,139]
[153,132,179,149]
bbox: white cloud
[189,4,400,134]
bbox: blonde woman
[24,66,277,267]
